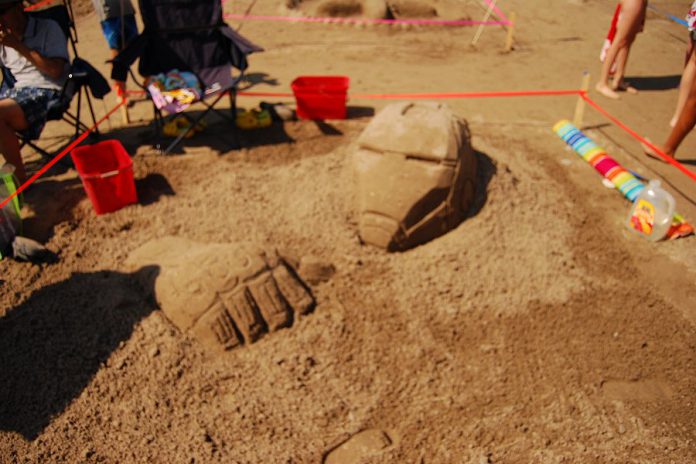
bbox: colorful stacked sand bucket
[553,120,644,202]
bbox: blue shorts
[100,14,138,50]
[0,86,60,141]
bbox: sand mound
[285,0,388,19]
[283,0,474,20]
[2,0,696,461]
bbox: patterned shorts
[0,86,60,141]
[100,15,138,50]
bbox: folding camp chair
[111,0,263,154]
[0,1,110,158]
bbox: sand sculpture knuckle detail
[353,101,477,251]
[219,287,266,343]
[126,237,315,352]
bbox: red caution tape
[582,94,696,182]
[24,0,59,12]
[0,100,127,211]
[236,89,584,99]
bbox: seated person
[0,0,68,183]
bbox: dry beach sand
[1,0,696,462]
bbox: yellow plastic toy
[163,116,206,138]
[236,109,272,130]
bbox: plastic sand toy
[626,180,676,241]
[235,109,272,130]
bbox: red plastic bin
[71,140,138,215]
[291,76,350,120]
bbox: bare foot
[596,82,620,99]
[641,139,672,163]
[612,80,638,94]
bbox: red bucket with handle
[71,140,138,215]
[291,76,350,120]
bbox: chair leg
[73,89,82,140]
[84,88,100,135]
[163,122,196,155]
[62,112,91,135]
[162,93,228,154]
[229,89,236,119]
[22,139,52,159]
[153,104,164,152]
[230,89,242,150]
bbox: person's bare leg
[662,91,696,156]
[671,40,695,127]
[597,0,644,99]
[611,0,644,93]
[611,47,638,93]
[0,99,30,182]
[644,59,696,161]
[597,37,624,99]
[110,48,126,101]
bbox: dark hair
[0,3,20,15]
[0,1,21,12]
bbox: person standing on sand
[669,1,696,127]
[92,0,138,102]
[643,2,696,162]
[596,0,647,100]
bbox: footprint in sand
[323,429,396,464]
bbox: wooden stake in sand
[573,71,591,127]
[504,12,516,52]
[471,0,497,46]
[120,100,130,125]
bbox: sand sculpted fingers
[353,101,477,251]
[126,236,314,351]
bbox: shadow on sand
[625,74,681,91]
[20,176,84,243]
[0,267,159,440]
[468,149,497,218]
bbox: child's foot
[641,138,672,163]
[596,82,620,99]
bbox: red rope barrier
[0,100,127,211]
[238,91,293,98]
[581,94,696,182]
[236,89,584,99]
[24,0,59,12]
[8,89,687,214]
[350,90,584,99]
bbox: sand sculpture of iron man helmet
[353,101,477,251]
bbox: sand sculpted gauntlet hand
[126,237,314,351]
